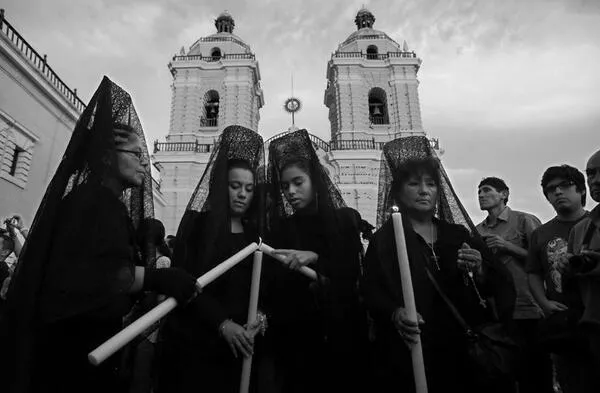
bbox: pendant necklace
[426,222,441,271]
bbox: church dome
[338,8,401,51]
[354,7,375,29]
[187,11,251,55]
[215,10,235,33]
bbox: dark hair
[391,157,441,199]
[478,177,510,204]
[280,158,312,178]
[228,158,254,173]
[541,165,586,206]
[137,218,171,258]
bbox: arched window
[210,47,221,61]
[366,45,378,60]
[368,87,389,125]
[201,90,219,127]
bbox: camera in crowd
[569,253,599,274]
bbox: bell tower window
[366,45,378,60]
[201,90,219,127]
[210,47,221,60]
[368,88,389,125]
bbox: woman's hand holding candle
[220,320,254,359]
[272,249,318,270]
[392,307,425,346]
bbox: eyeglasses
[115,149,144,160]
[544,180,576,195]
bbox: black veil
[266,129,363,302]
[172,125,265,276]
[2,76,154,391]
[377,136,472,231]
[267,129,346,220]
[375,135,515,320]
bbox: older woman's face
[113,132,148,189]
[398,173,438,214]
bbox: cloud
[2,0,598,223]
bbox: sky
[2,0,600,224]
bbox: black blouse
[362,218,494,350]
[39,183,139,324]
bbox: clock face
[284,98,301,113]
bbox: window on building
[210,48,222,61]
[201,90,220,127]
[368,87,389,125]
[8,146,24,176]
[366,45,379,60]
[0,116,36,189]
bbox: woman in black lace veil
[157,125,268,393]
[266,129,369,393]
[1,76,197,393]
[361,135,515,393]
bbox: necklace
[426,222,441,271]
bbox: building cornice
[0,19,83,122]
[0,107,39,142]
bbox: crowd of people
[0,76,598,393]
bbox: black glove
[143,267,197,304]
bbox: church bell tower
[153,12,264,234]
[324,8,425,225]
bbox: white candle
[392,211,428,393]
[239,251,263,393]
[88,242,259,366]
[259,243,318,281]
[197,243,259,287]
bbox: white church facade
[153,8,437,235]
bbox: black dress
[362,218,497,393]
[269,207,369,393]
[33,183,140,393]
[157,212,263,393]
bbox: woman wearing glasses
[1,77,198,393]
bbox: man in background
[476,177,550,393]
[526,165,590,393]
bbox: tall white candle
[239,251,263,393]
[88,242,259,366]
[392,210,428,393]
[259,243,318,281]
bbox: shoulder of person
[533,217,558,233]
[184,210,210,231]
[335,207,362,227]
[438,220,470,237]
[57,184,127,231]
[511,209,541,222]
[370,218,393,242]
[475,219,486,230]
[570,216,592,237]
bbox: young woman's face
[280,164,314,210]
[112,133,148,189]
[228,167,255,217]
[398,173,439,214]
